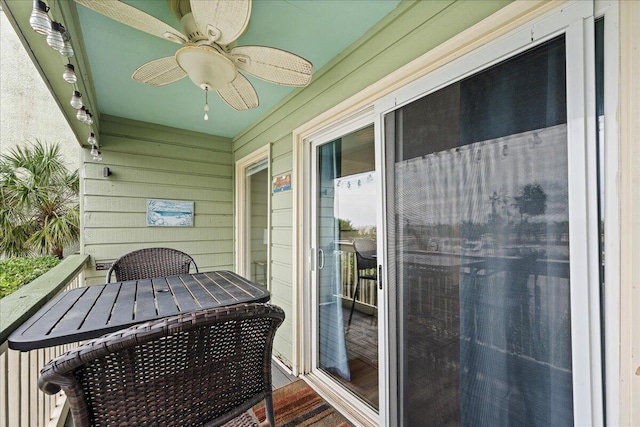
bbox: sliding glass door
[383,31,593,425]
[302,4,599,424]
[311,125,379,411]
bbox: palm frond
[0,141,79,258]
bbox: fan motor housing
[175,45,237,90]
[180,13,205,43]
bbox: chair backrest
[106,247,198,282]
[353,238,377,271]
[38,303,285,427]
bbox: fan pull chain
[204,88,210,121]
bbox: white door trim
[302,110,379,427]
[591,2,622,425]
[235,145,271,284]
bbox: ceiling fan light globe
[175,46,237,91]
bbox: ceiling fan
[73,0,313,116]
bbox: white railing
[336,245,378,310]
[0,255,89,427]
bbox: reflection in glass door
[385,36,575,425]
[313,125,379,409]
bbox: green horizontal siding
[271,246,293,265]
[84,212,232,228]
[272,192,293,211]
[84,197,232,215]
[82,115,234,284]
[87,240,233,260]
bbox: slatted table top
[8,271,270,351]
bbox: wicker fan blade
[231,46,313,87]
[74,0,187,44]
[217,73,259,111]
[190,0,251,46]
[132,57,187,86]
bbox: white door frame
[235,145,271,285]
[593,1,621,424]
[300,109,381,427]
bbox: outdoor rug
[252,379,354,426]
[221,411,260,427]
[65,380,352,427]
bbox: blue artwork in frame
[146,199,194,227]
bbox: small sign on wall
[147,199,194,227]
[272,174,291,193]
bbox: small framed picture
[272,174,291,193]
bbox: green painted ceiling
[75,0,402,138]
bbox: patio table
[8,271,270,351]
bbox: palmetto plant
[0,141,79,259]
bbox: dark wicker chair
[38,303,285,427]
[349,238,377,327]
[106,247,198,282]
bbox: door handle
[318,248,325,270]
